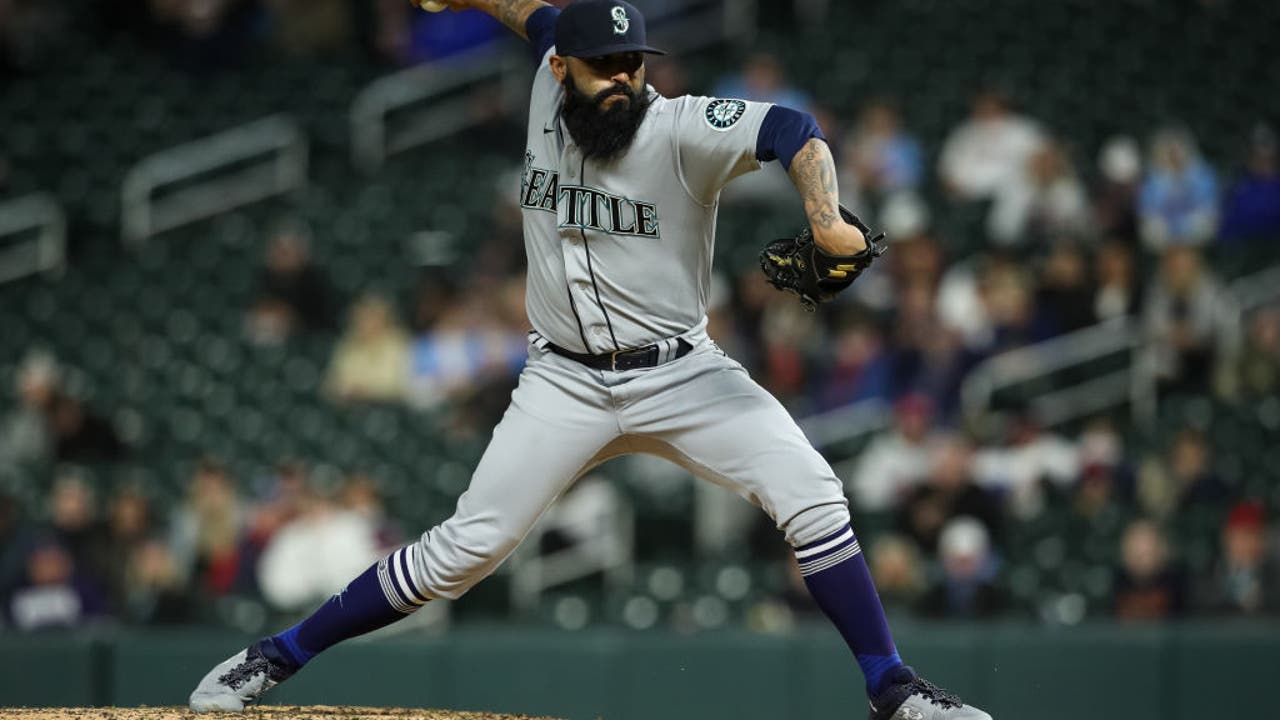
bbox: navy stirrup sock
[796,525,904,696]
[271,545,430,669]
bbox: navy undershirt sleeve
[756,105,827,171]
[525,6,560,63]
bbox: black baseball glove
[759,205,887,311]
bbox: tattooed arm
[787,138,867,255]
[427,0,551,39]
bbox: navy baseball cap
[555,0,666,58]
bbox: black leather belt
[546,338,693,371]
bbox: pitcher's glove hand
[759,205,887,311]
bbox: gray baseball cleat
[189,638,298,712]
[869,666,992,720]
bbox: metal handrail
[0,193,65,285]
[350,47,526,174]
[121,114,308,247]
[798,398,890,450]
[959,318,1139,427]
[955,261,1280,431]
[1227,263,1280,313]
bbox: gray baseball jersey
[400,46,850,602]
[519,47,771,353]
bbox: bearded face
[559,55,652,163]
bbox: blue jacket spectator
[1139,129,1219,250]
[1220,126,1280,244]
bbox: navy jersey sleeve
[755,105,826,171]
[526,6,559,63]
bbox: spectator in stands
[0,351,57,470]
[1220,124,1280,244]
[849,394,936,513]
[256,478,381,612]
[263,0,351,55]
[898,434,1003,556]
[340,472,403,549]
[239,459,311,591]
[643,55,688,98]
[885,212,944,293]
[169,458,245,598]
[5,540,106,631]
[1092,241,1143,323]
[917,517,1006,619]
[0,490,25,615]
[867,535,926,616]
[1071,417,1133,521]
[50,392,125,463]
[1142,246,1233,394]
[1138,127,1219,250]
[756,294,822,408]
[977,255,1045,352]
[246,220,334,345]
[890,281,974,418]
[406,279,527,412]
[1093,136,1143,247]
[1,348,118,468]
[840,99,923,203]
[369,0,502,65]
[1196,502,1280,615]
[1034,243,1095,337]
[935,253,990,351]
[141,0,266,71]
[1227,306,1280,398]
[45,471,108,576]
[1112,518,1186,621]
[0,0,68,76]
[100,485,155,614]
[325,293,411,404]
[123,538,193,624]
[810,315,891,412]
[713,52,812,112]
[1167,428,1230,510]
[972,413,1080,520]
[1137,427,1231,518]
[989,140,1089,247]
[938,89,1044,202]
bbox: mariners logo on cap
[704,99,747,131]
[611,6,630,35]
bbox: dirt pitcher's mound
[0,708,564,720]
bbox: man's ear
[549,55,567,83]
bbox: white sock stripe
[801,540,860,571]
[391,549,428,606]
[399,545,430,603]
[377,558,416,613]
[798,542,861,576]
[795,528,855,559]
[798,542,862,576]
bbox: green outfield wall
[2,621,1278,719]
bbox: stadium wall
[1,622,1277,719]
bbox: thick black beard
[560,73,652,162]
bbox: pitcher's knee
[784,503,853,548]
[407,523,524,601]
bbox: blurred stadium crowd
[2,0,1280,634]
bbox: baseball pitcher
[190,2,990,719]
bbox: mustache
[594,84,636,104]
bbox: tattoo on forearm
[788,139,840,231]
[483,0,547,37]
